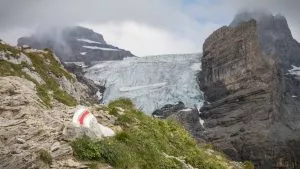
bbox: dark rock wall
[199,19,300,169]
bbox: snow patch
[199,118,204,127]
[96,91,102,100]
[77,38,102,44]
[288,65,300,76]
[292,95,298,98]
[195,104,205,127]
[181,108,193,112]
[83,46,119,51]
[80,52,87,55]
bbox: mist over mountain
[18,26,134,62]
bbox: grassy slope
[0,43,77,107]
[72,98,250,169]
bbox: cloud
[82,21,219,56]
[0,0,299,55]
[185,0,300,40]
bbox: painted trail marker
[72,106,115,137]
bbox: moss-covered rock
[0,42,78,107]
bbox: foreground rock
[0,76,116,169]
[199,12,300,169]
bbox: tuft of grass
[0,43,21,57]
[71,98,238,169]
[108,98,134,111]
[38,149,52,164]
[243,161,254,169]
[53,90,77,106]
[108,107,118,116]
[71,136,102,160]
[37,85,51,107]
[0,60,23,76]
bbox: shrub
[71,136,101,160]
[244,161,254,169]
[108,98,134,111]
[37,85,51,107]
[0,43,21,57]
[38,149,52,164]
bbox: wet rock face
[199,15,300,169]
[152,101,185,118]
[18,26,134,62]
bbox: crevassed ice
[85,53,204,114]
[77,38,102,44]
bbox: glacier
[84,53,204,114]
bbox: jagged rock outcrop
[152,101,185,118]
[199,12,300,169]
[64,63,105,103]
[152,102,204,141]
[0,76,118,169]
[18,26,134,63]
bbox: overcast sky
[0,0,299,56]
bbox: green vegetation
[0,43,77,107]
[243,161,254,169]
[37,85,51,107]
[108,98,134,110]
[0,43,21,57]
[38,149,52,164]
[71,98,238,169]
[25,51,77,107]
[0,60,24,76]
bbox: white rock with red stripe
[72,106,115,137]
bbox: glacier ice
[84,53,204,114]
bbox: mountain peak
[18,26,134,63]
[230,11,292,37]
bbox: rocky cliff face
[18,26,134,63]
[199,12,300,169]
